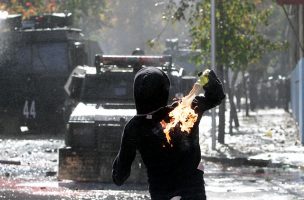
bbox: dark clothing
[114,114,205,199]
[112,67,225,200]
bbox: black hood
[134,67,170,114]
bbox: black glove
[192,70,225,113]
[203,70,225,104]
[146,101,179,122]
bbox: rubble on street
[200,109,304,168]
[200,108,304,200]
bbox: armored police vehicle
[0,13,102,134]
[58,54,197,183]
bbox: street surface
[0,108,304,199]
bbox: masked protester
[112,67,225,200]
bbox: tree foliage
[0,0,57,19]
[167,0,285,71]
[166,0,287,144]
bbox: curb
[201,155,299,169]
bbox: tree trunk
[225,69,239,135]
[248,70,258,111]
[230,71,240,127]
[218,64,225,144]
[243,72,250,117]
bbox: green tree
[168,0,284,144]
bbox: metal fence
[290,58,304,145]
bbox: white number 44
[23,100,36,119]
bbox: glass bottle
[180,69,210,107]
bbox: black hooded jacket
[112,67,225,199]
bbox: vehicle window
[81,74,134,103]
[32,42,68,72]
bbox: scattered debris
[255,168,265,174]
[4,172,10,177]
[44,148,52,153]
[20,126,29,133]
[0,160,21,165]
[264,130,273,138]
[45,171,57,177]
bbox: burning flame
[160,84,201,144]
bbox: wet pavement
[0,108,304,199]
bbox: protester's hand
[191,70,225,113]
[202,70,222,90]
[197,69,210,87]
[147,101,179,122]
[203,70,225,105]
